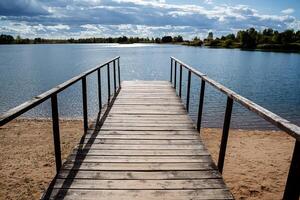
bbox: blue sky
[0,0,299,39]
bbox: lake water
[0,43,299,129]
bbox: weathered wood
[48,189,233,200]
[53,179,225,189]
[63,162,216,171]
[43,80,233,200]
[71,149,210,156]
[82,77,88,133]
[51,94,62,173]
[78,144,205,150]
[197,79,206,131]
[87,130,199,135]
[80,139,202,145]
[57,170,221,180]
[218,97,233,174]
[283,140,300,199]
[67,155,212,163]
[85,134,200,140]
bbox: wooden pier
[0,56,299,199]
[44,81,233,199]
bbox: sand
[0,119,296,200]
[0,119,83,200]
[201,128,295,200]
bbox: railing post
[107,63,111,102]
[174,61,177,89]
[118,58,121,88]
[179,65,182,98]
[97,69,102,111]
[197,80,206,131]
[82,77,88,133]
[113,60,117,94]
[186,70,191,111]
[218,97,233,174]
[170,58,173,83]
[283,140,300,200]
[51,94,62,173]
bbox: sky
[0,0,299,39]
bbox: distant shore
[0,118,294,199]
[1,41,299,54]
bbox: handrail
[0,56,120,126]
[171,56,300,141]
[0,56,121,174]
[170,56,300,200]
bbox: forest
[0,28,299,52]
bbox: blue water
[0,44,299,129]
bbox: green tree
[207,32,213,40]
[0,34,14,44]
[161,36,173,43]
[173,35,183,43]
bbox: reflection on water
[0,44,299,129]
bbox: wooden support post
[51,94,62,173]
[179,65,182,98]
[107,63,111,101]
[197,80,206,131]
[113,60,116,94]
[174,62,177,89]
[186,70,191,111]
[218,97,233,174]
[82,77,88,133]
[97,69,102,111]
[118,58,121,88]
[283,140,300,200]
[170,58,173,83]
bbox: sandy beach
[0,119,295,200]
[0,119,83,200]
[201,128,294,200]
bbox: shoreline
[0,119,295,199]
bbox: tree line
[202,28,300,51]
[0,35,183,44]
[0,28,299,52]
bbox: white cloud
[204,0,213,5]
[0,0,299,38]
[281,8,294,15]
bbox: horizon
[0,0,299,39]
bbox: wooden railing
[170,57,300,200]
[0,56,121,174]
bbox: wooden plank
[106,114,191,118]
[77,144,204,150]
[84,134,200,140]
[67,155,212,163]
[42,80,233,200]
[108,111,187,115]
[101,121,193,125]
[48,189,233,200]
[86,130,199,135]
[99,127,193,131]
[122,81,171,84]
[63,162,216,171]
[57,170,222,180]
[111,105,185,109]
[81,139,202,145]
[53,179,225,189]
[71,149,210,156]
[101,123,194,128]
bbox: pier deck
[45,81,233,200]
